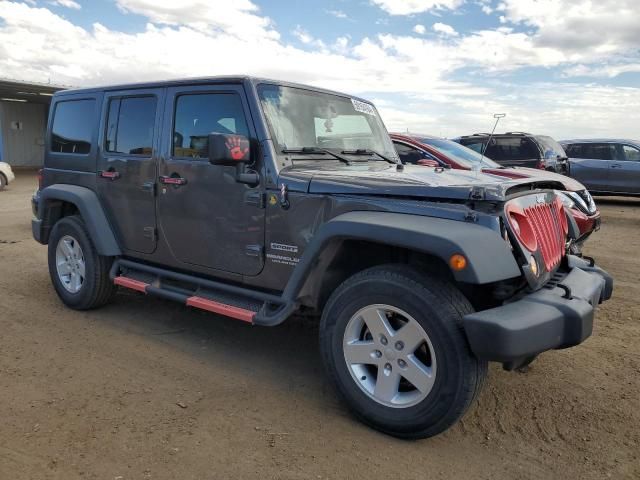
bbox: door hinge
[143,227,157,241]
[245,191,266,209]
[245,245,263,258]
[141,181,156,196]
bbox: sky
[0,0,639,139]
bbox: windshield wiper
[282,147,351,165]
[340,149,398,164]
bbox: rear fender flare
[37,184,121,256]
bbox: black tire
[0,173,6,191]
[319,264,487,439]
[47,215,116,310]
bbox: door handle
[159,175,187,186]
[611,164,623,169]
[99,170,120,180]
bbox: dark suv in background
[455,132,569,174]
[560,139,640,196]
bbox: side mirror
[208,133,251,165]
[417,159,440,167]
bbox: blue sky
[1,0,639,138]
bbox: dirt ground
[0,171,638,480]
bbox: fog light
[449,254,467,271]
[529,256,539,276]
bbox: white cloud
[115,0,279,40]
[325,9,348,19]
[0,0,638,139]
[433,22,458,36]
[380,83,640,140]
[499,0,640,54]
[413,24,426,35]
[50,0,81,9]
[371,0,464,15]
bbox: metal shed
[0,78,66,167]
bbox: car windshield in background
[417,137,501,169]
[258,84,398,161]
[536,135,567,160]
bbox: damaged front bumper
[463,255,613,370]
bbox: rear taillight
[37,169,43,190]
[536,160,545,170]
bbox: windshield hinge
[470,186,485,200]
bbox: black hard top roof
[53,75,373,104]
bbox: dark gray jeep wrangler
[32,76,613,438]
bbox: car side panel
[608,144,640,194]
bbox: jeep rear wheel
[48,216,116,310]
[319,264,487,439]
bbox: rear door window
[50,99,95,154]
[583,144,617,160]
[105,96,157,155]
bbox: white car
[0,162,15,190]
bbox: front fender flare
[35,184,121,256]
[282,211,521,302]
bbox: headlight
[556,191,576,210]
[582,190,597,214]
[560,190,596,215]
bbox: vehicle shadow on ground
[593,196,640,207]
[93,289,331,397]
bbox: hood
[277,162,566,202]
[483,166,585,192]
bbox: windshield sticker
[351,99,376,116]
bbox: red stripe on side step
[186,296,255,323]
[114,276,148,293]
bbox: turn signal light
[449,254,467,271]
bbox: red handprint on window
[225,135,250,161]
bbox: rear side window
[50,99,95,154]
[573,143,618,160]
[173,93,249,159]
[492,137,539,161]
[105,96,157,155]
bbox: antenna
[476,113,506,177]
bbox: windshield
[416,137,501,168]
[258,84,398,160]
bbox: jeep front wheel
[48,215,116,310]
[319,265,487,439]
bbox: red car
[391,133,600,251]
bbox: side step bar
[109,259,297,326]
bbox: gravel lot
[1,172,638,480]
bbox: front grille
[523,202,566,271]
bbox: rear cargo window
[105,96,157,155]
[172,93,249,159]
[535,135,566,159]
[50,99,95,154]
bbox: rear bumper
[463,255,613,369]
[31,190,46,244]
